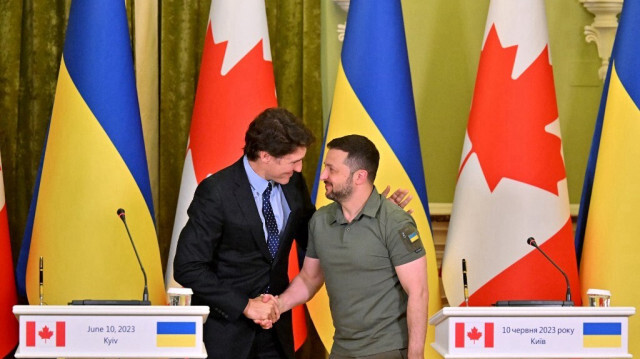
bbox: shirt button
[346,227,350,231]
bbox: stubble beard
[325,175,354,203]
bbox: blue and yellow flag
[308,1,442,356]
[582,322,622,348]
[15,0,165,305]
[156,322,197,347]
[575,0,640,356]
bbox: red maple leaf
[463,24,565,195]
[189,23,277,183]
[467,326,483,343]
[39,325,54,342]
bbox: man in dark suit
[174,108,316,359]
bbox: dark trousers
[248,328,287,359]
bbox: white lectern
[429,306,635,358]
[13,305,209,358]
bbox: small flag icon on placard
[583,322,622,348]
[455,322,494,348]
[156,321,196,347]
[26,321,65,347]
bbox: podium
[13,305,209,358]
[429,306,635,358]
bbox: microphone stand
[527,237,572,304]
[494,237,574,307]
[118,209,150,304]
[68,209,151,305]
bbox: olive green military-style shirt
[307,188,425,357]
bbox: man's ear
[353,169,369,185]
[259,151,272,163]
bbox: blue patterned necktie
[262,182,279,258]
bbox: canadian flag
[165,1,278,289]
[455,322,494,348]
[26,321,65,347]
[164,0,307,349]
[0,153,18,357]
[441,0,581,306]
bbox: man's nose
[319,168,328,180]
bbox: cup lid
[167,287,194,295]
[586,288,611,296]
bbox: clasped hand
[243,294,280,329]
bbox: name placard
[430,307,635,358]
[14,305,208,358]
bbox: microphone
[68,209,151,305]
[527,237,573,306]
[117,208,150,304]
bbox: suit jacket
[174,158,315,359]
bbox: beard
[325,174,354,203]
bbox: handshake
[242,294,283,329]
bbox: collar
[329,187,381,225]
[243,155,272,194]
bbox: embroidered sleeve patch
[399,225,423,253]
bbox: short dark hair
[244,108,315,160]
[327,135,380,183]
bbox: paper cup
[167,287,193,306]
[587,288,611,307]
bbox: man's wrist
[407,345,424,358]
[242,298,251,316]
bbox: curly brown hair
[244,108,315,160]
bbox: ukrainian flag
[15,0,165,305]
[308,1,442,357]
[583,322,622,348]
[575,0,640,357]
[156,322,196,347]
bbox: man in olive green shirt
[276,135,429,359]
